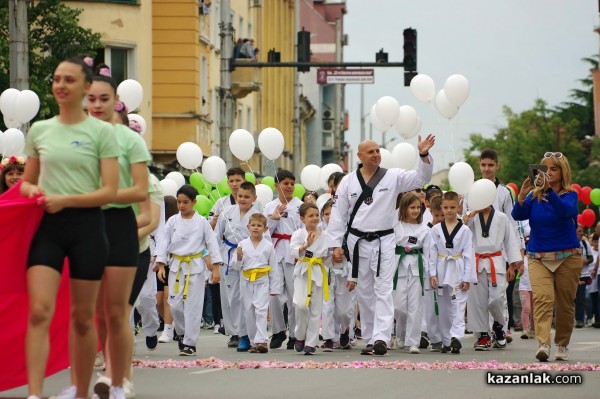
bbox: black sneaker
[373,340,388,356]
[304,346,316,355]
[360,344,374,355]
[440,345,451,353]
[158,316,164,332]
[146,335,158,351]
[286,337,296,350]
[227,335,240,348]
[354,327,362,340]
[322,339,334,352]
[177,335,185,351]
[339,329,350,349]
[269,331,287,349]
[179,345,196,356]
[450,337,462,354]
[419,333,430,349]
[218,325,226,335]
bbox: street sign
[317,68,374,85]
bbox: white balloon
[444,74,470,108]
[0,130,3,154]
[127,114,147,136]
[255,183,274,208]
[2,128,25,156]
[301,164,322,191]
[165,171,186,189]
[434,90,459,120]
[316,193,332,209]
[402,117,422,140]
[410,74,436,103]
[0,88,19,120]
[159,179,178,197]
[392,143,418,170]
[3,116,20,129]
[14,90,40,124]
[379,148,394,169]
[319,163,343,191]
[375,96,400,126]
[229,129,255,161]
[393,105,418,136]
[258,127,284,160]
[202,156,227,184]
[448,162,475,194]
[467,179,497,211]
[176,142,203,169]
[369,104,390,133]
[116,79,144,112]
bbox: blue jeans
[203,282,213,324]
[575,283,587,322]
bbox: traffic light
[403,28,417,72]
[375,49,388,63]
[297,29,310,72]
[268,49,280,63]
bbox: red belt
[272,233,292,248]
[475,250,503,287]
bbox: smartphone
[528,164,547,181]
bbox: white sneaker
[213,324,221,334]
[28,395,42,399]
[94,374,112,399]
[396,339,405,349]
[123,378,135,399]
[94,351,105,369]
[555,345,569,361]
[409,345,420,354]
[49,385,76,399]
[158,325,173,343]
[536,344,550,362]
[109,386,126,399]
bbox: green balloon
[210,188,223,202]
[194,195,212,218]
[216,177,232,196]
[190,172,213,192]
[591,188,600,206]
[245,172,256,184]
[261,176,275,190]
[293,183,306,200]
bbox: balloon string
[245,161,256,177]
[215,184,243,245]
[272,159,300,232]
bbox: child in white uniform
[155,185,222,356]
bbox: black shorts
[129,248,151,306]
[103,207,139,267]
[28,207,108,280]
[156,268,169,291]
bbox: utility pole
[219,0,234,166]
[333,18,342,165]
[292,0,300,175]
[359,83,365,142]
[9,0,29,90]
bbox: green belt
[394,246,424,295]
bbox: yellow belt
[299,257,330,307]
[171,252,204,301]
[437,253,463,299]
[242,266,272,282]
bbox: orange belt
[272,233,292,248]
[475,250,503,287]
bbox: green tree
[0,0,102,125]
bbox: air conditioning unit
[250,0,262,7]
[323,109,333,119]
[322,119,333,132]
[322,131,334,149]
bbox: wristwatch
[419,151,429,158]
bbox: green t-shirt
[26,116,119,196]
[106,124,152,209]
[139,174,164,253]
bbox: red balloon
[580,186,592,205]
[582,209,596,228]
[572,183,582,197]
[507,183,519,197]
[577,214,584,226]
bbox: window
[246,107,252,132]
[201,56,208,114]
[239,16,244,40]
[94,46,135,85]
[247,23,252,40]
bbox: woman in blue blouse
[512,152,582,362]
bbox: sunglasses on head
[544,152,563,159]
[415,188,423,193]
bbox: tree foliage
[0,0,102,124]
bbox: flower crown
[115,101,128,113]
[129,120,142,133]
[0,156,25,171]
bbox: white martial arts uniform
[326,160,433,345]
[393,221,431,348]
[232,237,281,345]
[215,204,261,338]
[291,228,340,348]
[429,221,476,345]
[423,221,442,345]
[155,213,222,348]
[264,197,303,337]
[466,210,521,334]
[321,260,354,343]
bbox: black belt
[348,227,395,278]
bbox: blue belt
[223,236,238,275]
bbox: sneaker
[419,333,430,349]
[227,335,240,348]
[373,340,388,355]
[396,338,405,349]
[520,330,532,339]
[269,331,287,349]
[203,321,215,330]
[145,335,158,351]
[109,386,126,399]
[354,326,362,339]
[575,320,585,329]
[505,332,513,344]
[294,339,305,352]
[158,326,173,343]
[536,344,550,362]
[440,345,451,353]
[237,335,251,352]
[360,344,374,355]
[409,345,420,354]
[218,325,226,335]
[592,322,600,328]
[492,322,505,341]
[450,337,462,354]
[475,335,492,351]
[514,322,523,332]
[304,345,316,355]
[350,338,358,346]
[333,341,341,349]
[94,351,105,369]
[339,329,350,349]
[123,378,135,399]
[322,339,334,352]
[94,375,112,399]
[492,339,507,349]
[49,385,77,399]
[430,342,443,352]
[555,345,569,361]
[213,324,221,334]
[248,346,259,353]
[257,343,269,353]
[286,337,296,350]
[177,335,185,351]
[179,345,196,356]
